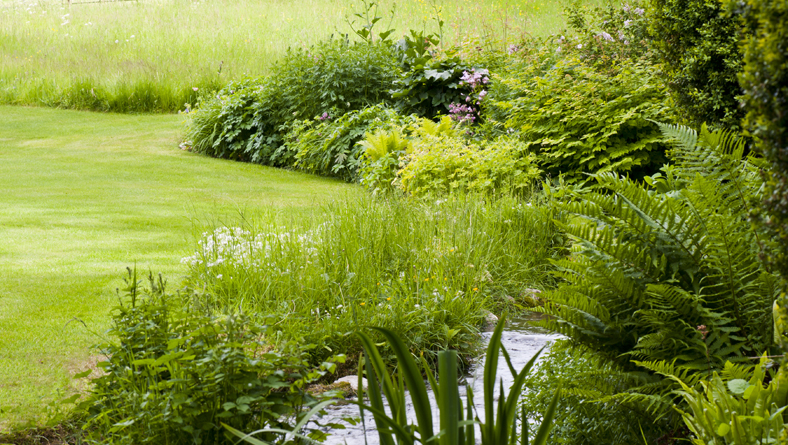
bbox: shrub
[648,0,745,128]
[391,31,481,119]
[485,54,671,181]
[731,0,788,279]
[563,0,653,66]
[535,124,778,422]
[186,38,399,167]
[283,105,417,181]
[398,134,541,197]
[79,270,343,445]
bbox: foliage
[181,194,563,370]
[519,340,677,444]
[358,128,411,192]
[671,359,788,444]
[283,105,417,181]
[563,0,652,65]
[353,316,560,445]
[398,134,541,197]
[485,53,671,181]
[536,124,778,415]
[79,269,343,445]
[391,31,480,119]
[648,0,745,128]
[729,0,788,279]
[186,37,399,166]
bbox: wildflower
[599,31,614,42]
[193,87,199,91]
[360,302,365,306]
[634,7,645,15]
[386,297,391,301]
[473,287,478,292]
[624,19,632,27]
[577,44,583,49]
[415,304,420,308]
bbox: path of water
[318,315,561,445]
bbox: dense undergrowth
[5,0,788,443]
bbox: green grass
[0,105,351,431]
[181,193,561,376]
[0,0,594,112]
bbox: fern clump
[534,123,780,431]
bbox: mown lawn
[0,105,352,430]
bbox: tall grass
[182,192,562,368]
[0,0,589,112]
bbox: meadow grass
[182,193,561,374]
[0,105,352,430]
[0,0,597,112]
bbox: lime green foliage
[285,105,417,181]
[0,106,348,429]
[398,134,541,196]
[181,194,562,369]
[351,317,559,445]
[485,52,671,181]
[536,124,777,416]
[672,360,788,444]
[185,38,399,166]
[0,0,571,113]
[648,0,745,128]
[358,128,411,191]
[731,0,788,279]
[80,271,343,445]
[519,341,675,444]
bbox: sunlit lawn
[0,105,352,430]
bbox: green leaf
[727,379,749,395]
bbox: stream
[317,314,562,445]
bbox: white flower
[624,20,632,27]
[599,32,614,42]
[577,44,583,49]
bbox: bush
[391,31,481,119]
[731,0,788,279]
[535,124,778,428]
[398,134,541,197]
[485,53,671,181]
[648,0,745,128]
[181,194,563,370]
[185,38,399,167]
[283,105,417,181]
[80,270,343,445]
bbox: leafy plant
[485,54,671,181]
[648,0,746,128]
[728,0,788,279]
[397,133,541,197]
[671,359,788,444]
[283,105,416,181]
[355,315,560,445]
[536,123,778,418]
[79,269,343,445]
[186,37,399,167]
[358,128,411,192]
[391,31,479,119]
